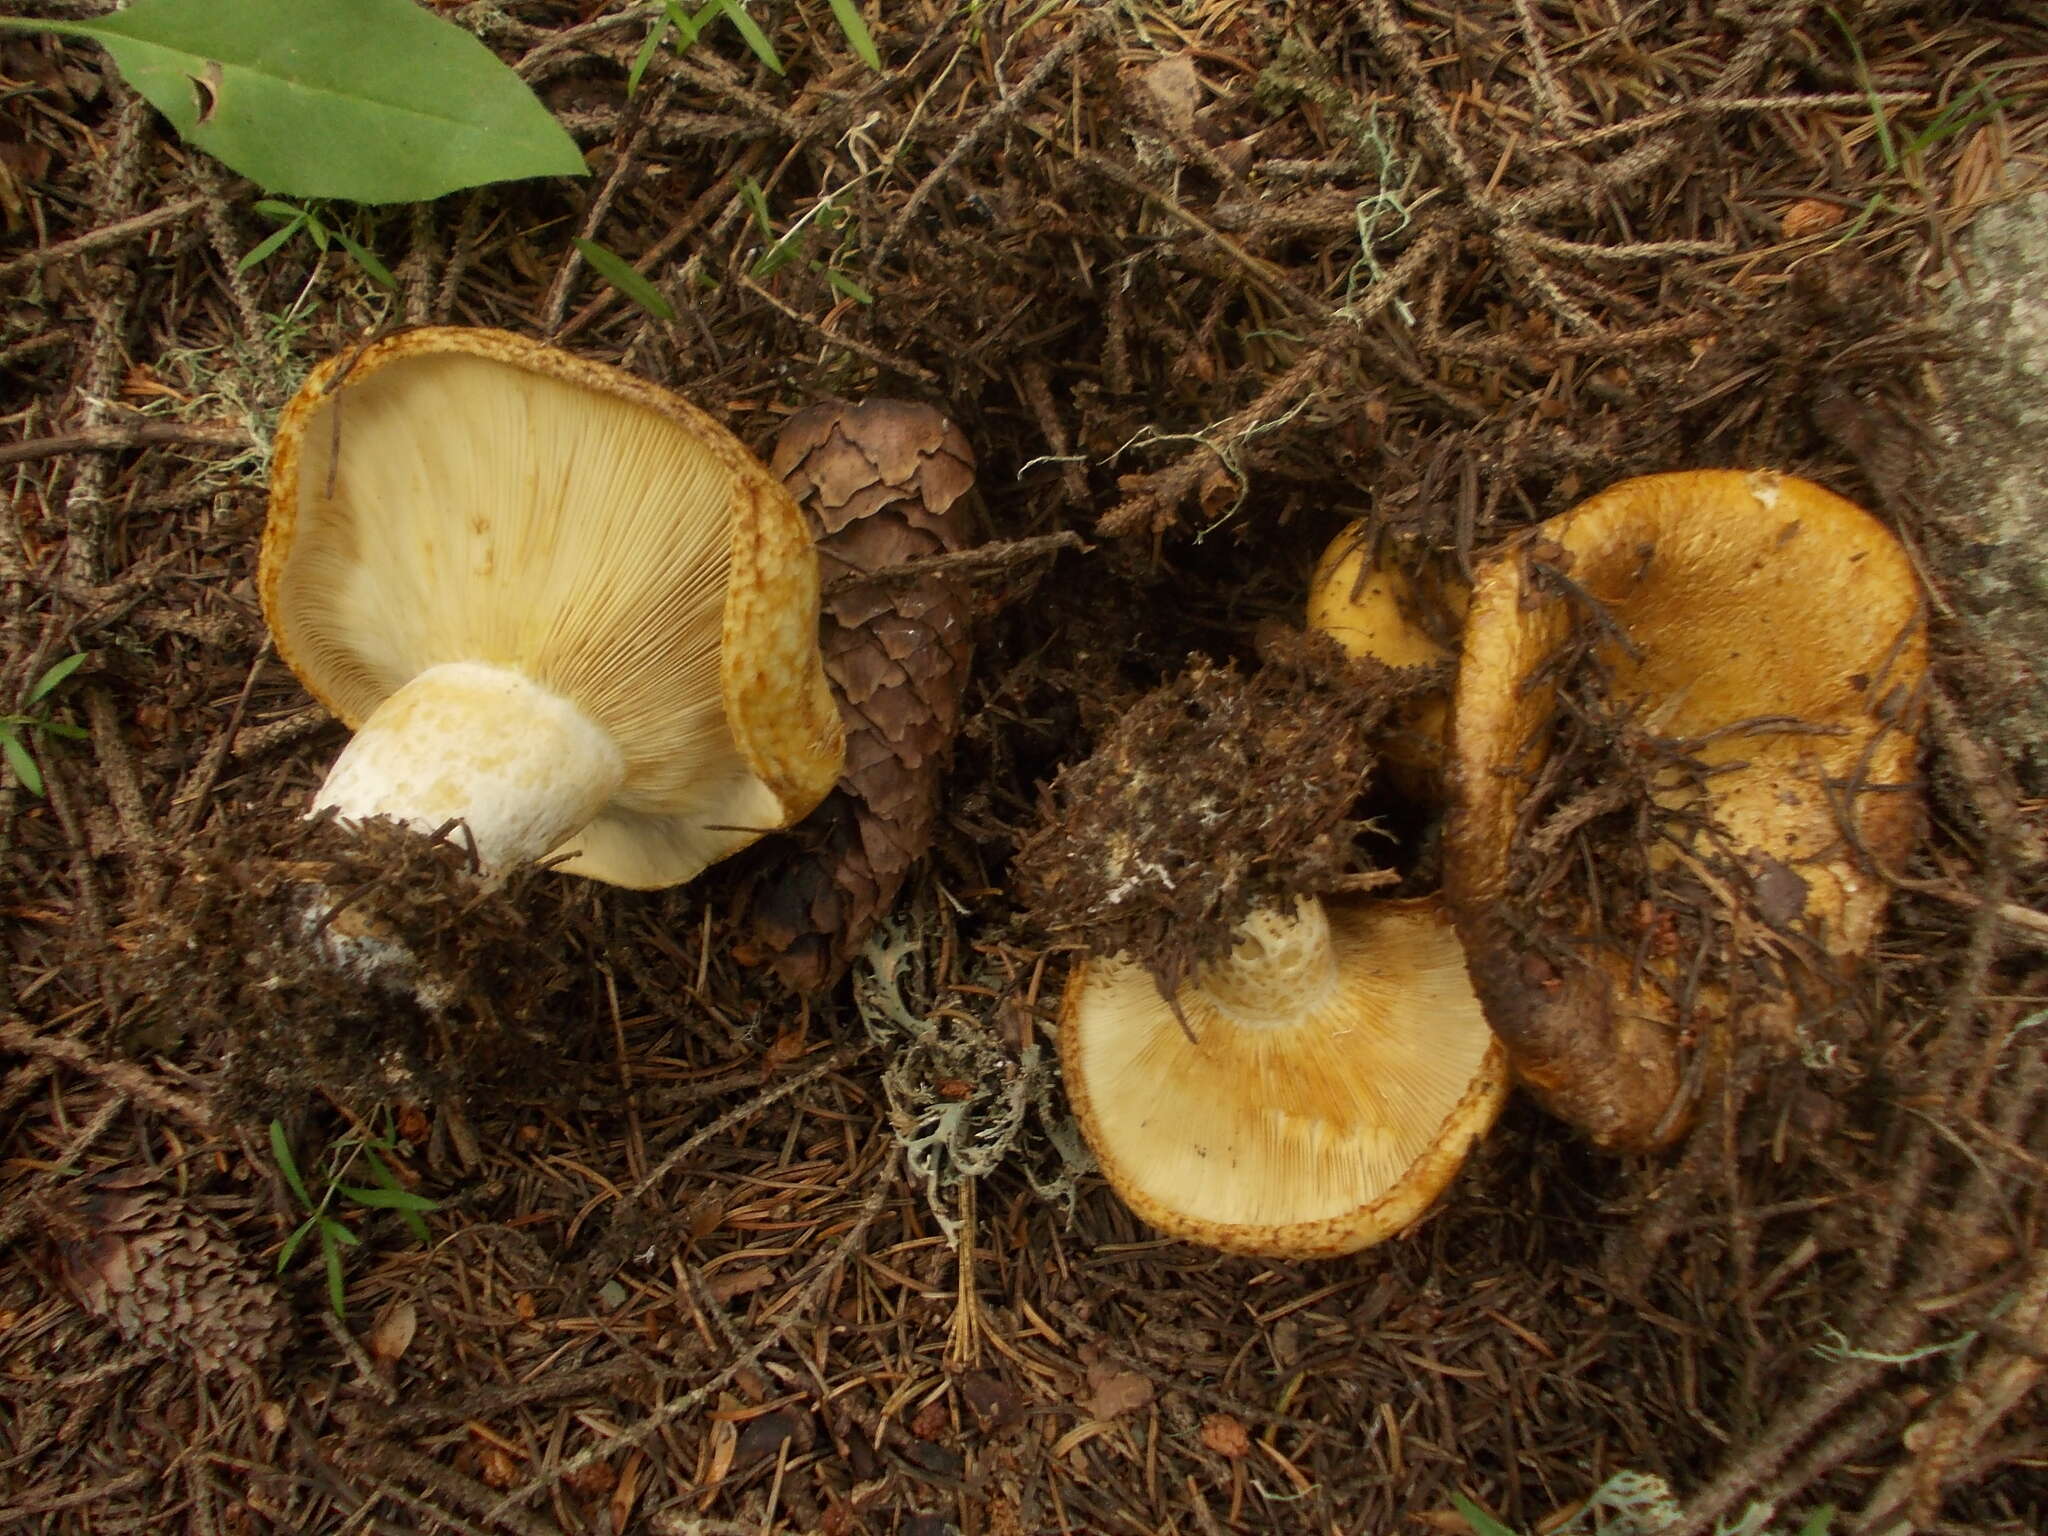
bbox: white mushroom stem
[312,660,626,875]
[1195,897,1338,1027]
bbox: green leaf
[236,214,305,272]
[252,198,302,221]
[7,732,45,796]
[710,0,784,76]
[1796,1507,1837,1536]
[574,237,677,321]
[335,1183,440,1212]
[277,1213,317,1273]
[0,0,588,204]
[269,1119,313,1210]
[825,0,881,70]
[36,722,89,741]
[26,652,87,704]
[1447,1494,1518,1536]
[824,267,874,304]
[330,224,398,291]
[302,211,331,253]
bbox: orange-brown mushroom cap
[1058,896,1507,1259]
[1444,470,1926,1150]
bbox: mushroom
[1059,894,1506,1259]
[1307,525,1469,797]
[1029,626,1507,1261]
[261,327,843,888]
[1444,470,1926,1151]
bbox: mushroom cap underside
[1059,897,1507,1259]
[261,326,842,888]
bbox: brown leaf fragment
[1083,1362,1155,1421]
[749,399,978,992]
[365,1298,417,1364]
[1199,1412,1251,1458]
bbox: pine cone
[42,1172,288,1374]
[750,400,977,991]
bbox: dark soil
[3,3,2046,1534]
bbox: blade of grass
[1903,89,2007,159]
[1827,8,1896,169]
[0,732,39,796]
[574,237,677,320]
[825,267,874,304]
[1448,1494,1518,1536]
[735,174,775,238]
[319,1222,347,1315]
[26,653,87,704]
[330,225,398,290]
[710,0,783,75]
[826,0,881,69]
[277,1213,317,1272]
[336,1184,440,1212]
[627,12,670,94]
[236,214,306,271]
[269,1120,313,1210]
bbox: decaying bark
[748,400,977,992]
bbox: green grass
[1,653,88,797]
[270,1116,440,1317]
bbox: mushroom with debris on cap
[1443,469,1926,1152]
[1308,525,1469,799]
[261,326,843,888]
[1022,641,1506,1261]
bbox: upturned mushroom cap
[1444,470,1926,1150]
[1058,896,1507,1259]
[261,327,843,888]
[1307,525,1469,797]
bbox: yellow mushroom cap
[1058,896,1507,1259]
[261,327,843,888]
[1307,525,1469,796]
[1444,469,1926,1150]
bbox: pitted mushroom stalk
[262,326,844,889]
[1444,470,1927,1152]
[1059,895,1506,1259]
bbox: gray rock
[1927,190,2048,793]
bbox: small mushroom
[1307,526,1469,797]
[1059,894,1506,1259]
[1444,470,1926,1151]
[261,327,843,887]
